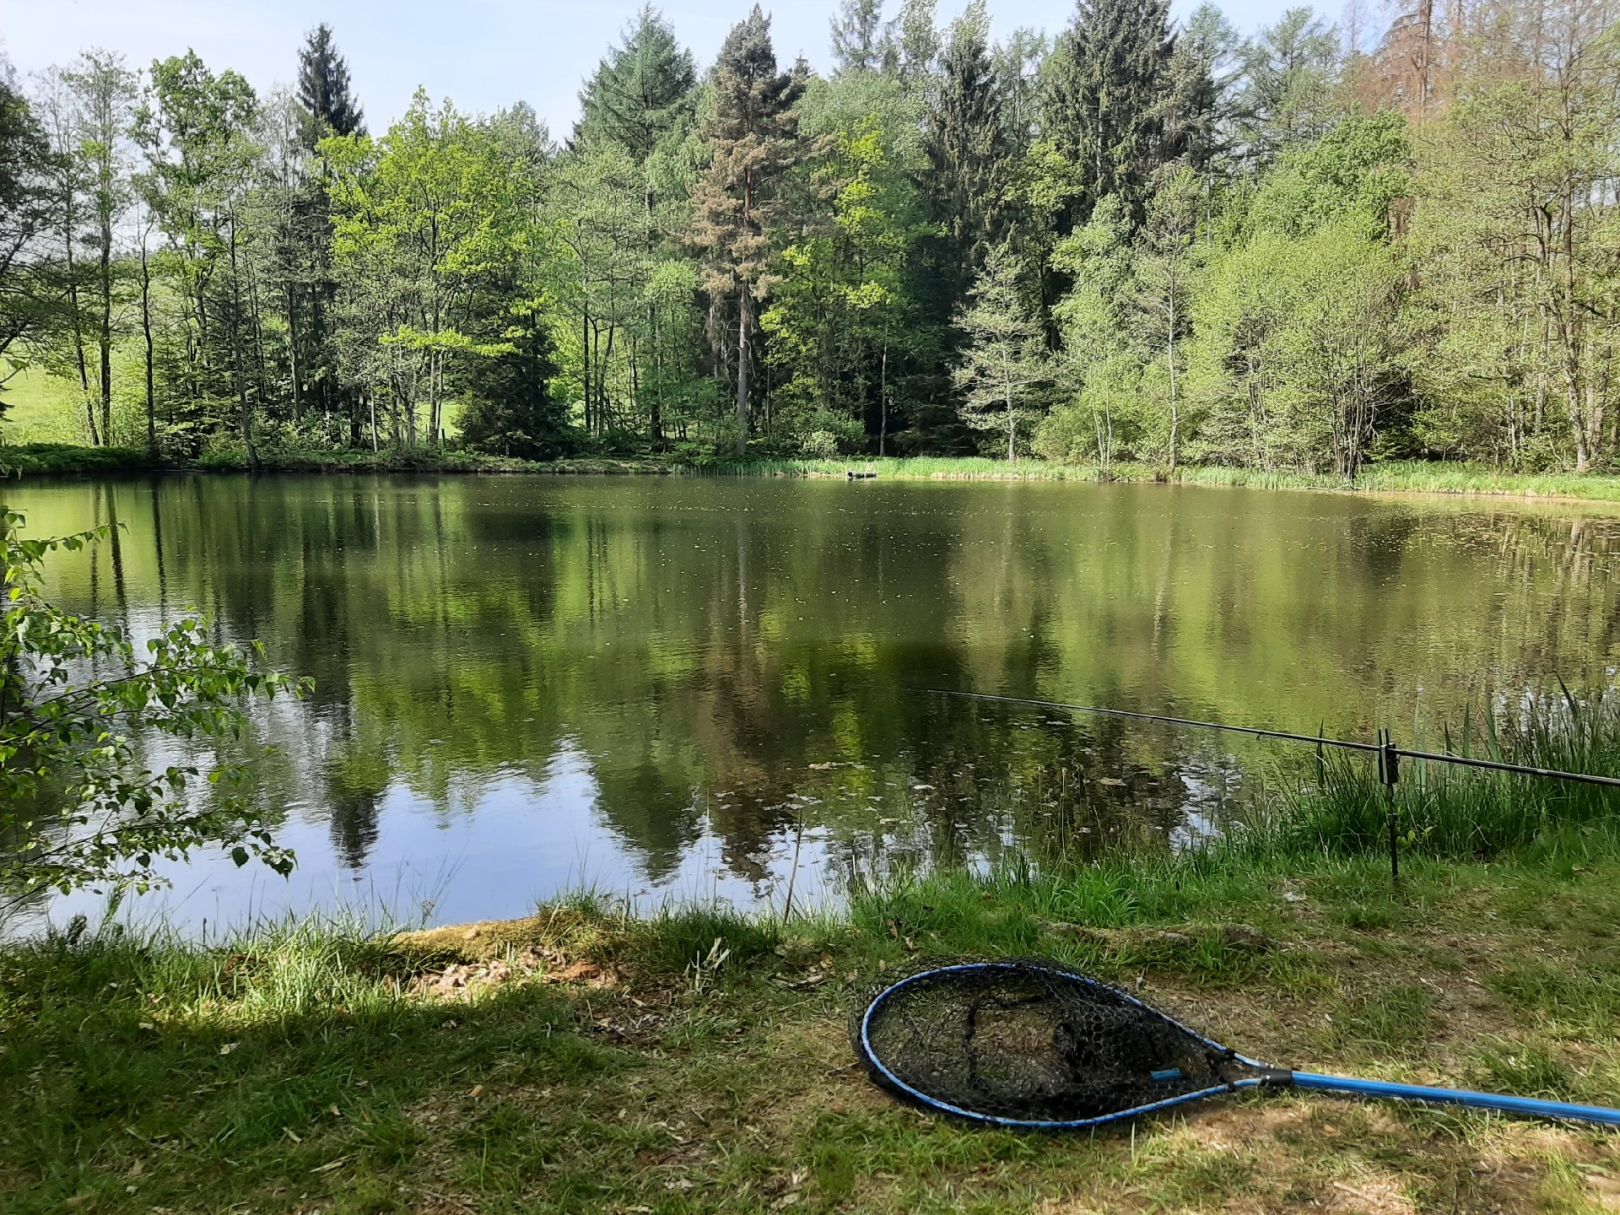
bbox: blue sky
[5,0,1316,136]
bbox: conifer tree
[830,0,888,75]
[577,6,696,164]
[297,24,364,150]
[1045,0,1176,226]
[292,25,364,439]
[953,242,1048,460]
[576,7,700,444]
[1160,5,1242,177]
[690,6,809,453]
[890,0,941,82]
[926,3,1011,280]
[1238,8,1341,166]
[992,27,1048,145]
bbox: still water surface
[9,475,1619,932]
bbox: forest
[1,0,1618,476]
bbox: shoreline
[6,697,1620,1209]
[8,442,1620,508]
[6,839,1620,1212]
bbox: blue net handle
[1291,1072,1620,1127]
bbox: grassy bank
[11,440,1620,507]
[7,704,1620,1213]
[5,851,1619,1213]
[716,455,1620,504]
[0,441,674,478]
[0,442,176,476]
[193,445,675,476]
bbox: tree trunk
[644,185,661,447]
[649,303,662,447]
[1167,297,1179,475]
[227,220,256,470]
[287,285,303,425]
[582,305,592,437]
[736,289,752,456]
[140,231,157,457]
[52,153,98,444]
[879,338,889,457]
[246,251,269,412]
[98,206,113,447]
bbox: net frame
[853,959,1277,1130]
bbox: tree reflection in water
[13,475,1620,931]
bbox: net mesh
[856,962,1258,1124]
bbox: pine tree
[889,0,941,82]
[689,6,809,454]
[992,26,1048,146]
[576,7,697,446]
[576,6,697,163]
[926,3,1011,279]
[297,24,364,150]
[953,242,1048,460]
[1045,0,1176,226]
[830,0,888,75]
[1238,9,1341,166]
[459,303,567,460]
[1160,5,1242,177]
[293,25,364,440]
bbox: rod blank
[923,688,1620,791]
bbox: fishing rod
[925,689,1382,754]
[923,687,1620,881]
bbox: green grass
[6,684,1620,1211]
[0,441,172,476]
[0,439,676,478]
[705,455,1620,505]
[12,419,1620,510]
[0,364,90,445]
[1261,690,1620,860]
[7,838,1620,1214]
[192,439,677,476]
[10,702,1620,1214]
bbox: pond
[8,474,1620,933]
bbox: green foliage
[1189,221,1402,477]
[456,304,570,460]
[1043,174,1206,470]
[324,91,538,450]
[576,6,696,159]
[1247,112,1411,238]
[5,0,1620,476]
[926,3,1012,274]
[690,6,811,452]
[0,511,309,908]
[952,242,1049,459]
[0,78,63,414]
[296,23,364,149]
[1274,688,1620,860]
[0,442,167,475]
[1042,0,1175,226]
[765,77,934,450]
[1237,7,1341,166]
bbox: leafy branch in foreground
[0,510,311,909]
